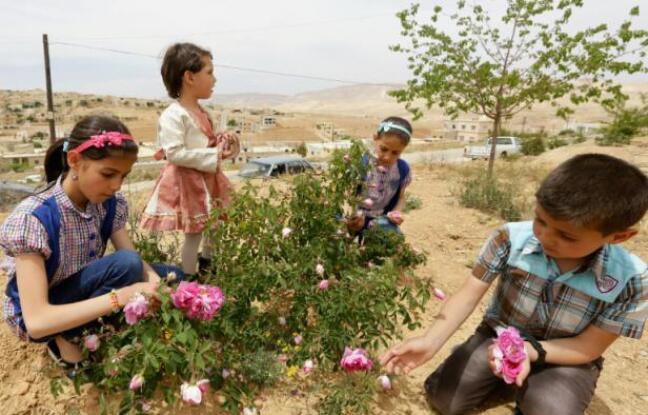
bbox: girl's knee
[110,250,144,283]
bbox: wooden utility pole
[42,33,56,144]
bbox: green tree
[295,141,308,157]
[391,1,648,176]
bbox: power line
[54,13,396,42]
[50,41,382,85]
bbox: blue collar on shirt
[506,221,646,302]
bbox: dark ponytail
[43,115,139,183]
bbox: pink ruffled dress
[141,104,236,233]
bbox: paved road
[122,148,468,193]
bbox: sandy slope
[0,140,648,414]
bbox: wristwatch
[525,336,546,368]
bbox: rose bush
[66,141,430,414]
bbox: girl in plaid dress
[1,115,182,369]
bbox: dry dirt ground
[0,140,647,414]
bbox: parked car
[463,136,522,160]
[238,155,315,178]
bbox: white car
[463,136,522,160]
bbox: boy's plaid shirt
[473,222,648,340]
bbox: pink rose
[171,281,200,309]
[315,263,325,276]
[197,379,210,394]
[294,334,303,345]
[84,334,100,352]
[186,285,225,321]
[303,359,314,375]
[318,279,329,290]
[495,327,526,360]
[282,227,292,238]
[180,382,202,405]
[124,293,149,325]
[433,288,446,301]
[340,347,373,372]
[129,374,144,391]
[377,374,392,391]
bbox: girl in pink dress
[141,43,240,277]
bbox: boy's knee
[519,381,590,415]
[424,373,469,415]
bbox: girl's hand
[219,133,240,160]
[346,213,365,232]
[145,269,161,284]
[386,210,404,225]
[117,280,160,306]
[227,133,241,158]
[380,336,437,375]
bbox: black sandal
[46,339,80,379]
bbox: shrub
[459,175,522,221]
[75,141,430,414]
[295,142,308,158]
[520,137,545,156]
[403,194,423,213]
[547,137,567,149]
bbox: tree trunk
[487,111,502,177]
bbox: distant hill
[211,84,429,118]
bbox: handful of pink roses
[492,326,527,384]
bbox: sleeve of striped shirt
[0,211,51,259]
[593,271,648,339]
[472,225,511,284]
[112,193,129,234]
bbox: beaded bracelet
[109,289,121,312]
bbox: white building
[443,115,491,142]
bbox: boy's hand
[379,336,437,375]
[486,343,532,387]
[386,210,404,225]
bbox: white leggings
[182,232,213,274]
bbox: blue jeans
[367,216,402,234]
[33,250,183,341]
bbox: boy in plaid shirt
[381,154,648,415]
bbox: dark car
[238,155,315,178]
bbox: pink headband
[68,131,135,155]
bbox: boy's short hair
[536,153,648,235]
[161,43,212,99]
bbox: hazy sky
[0,0,646,99]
